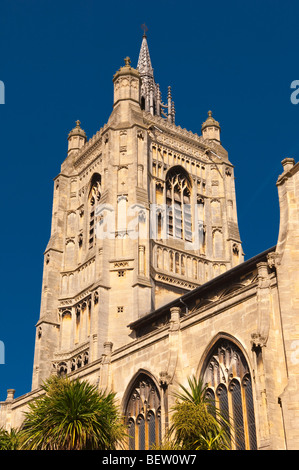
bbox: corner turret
[67,120,87,156]
[113,57,141,107]
[201,110,221,143]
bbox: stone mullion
[164,248,169,272]
[135,419,140,450]
[227,384,237,450]
[145,413,149,450]
[240,382,250,450]
[138,245,145,276]
[171,180,174,238]
[181,184,185,241]
[164,183,168,237]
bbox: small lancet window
[88,174,101,249]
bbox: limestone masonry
[1,34,299,450]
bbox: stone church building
[1,34,299,451]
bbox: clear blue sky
[1,0,299,401]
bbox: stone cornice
[69,108,229,174]
[276,159,299,186]
[129,245,276,333]
[152,267,200,291]
[143,111,228,162]
[35,318,60,328]
[60,256,96,276]
[53,341,89,362]
[144,111,205,148]
[73,124,109,170]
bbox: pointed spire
[137,28,156,114]
[136,28,175,122]
[167,86,172,122]
[137,32,154,78]
[171,101,175,124]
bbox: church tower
[31,34,243,389]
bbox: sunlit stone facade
[1,35,299,451]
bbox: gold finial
[208,110,212,117]
[124,56,131,67]
[76,120,81,127]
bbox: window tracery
[202,338,257,450]
[125,373,161,450]
[165,166,192,241]
[54,349,89,377]
[88,174,102,249]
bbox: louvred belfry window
[165,166,192,242]
[125,373,161,450]
[202,338,257,450]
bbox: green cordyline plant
[19,375,127,450]
[154,375,232,450]
[0,427,22,450]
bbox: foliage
[194,429,231,450]
[155,375,231,450]
[172,375,209,405]
[0,427,22,450]
[19,375,126,450]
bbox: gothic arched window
[124,373,161,450]
[201,338,257,450]
[57,362,67,377]
[165,166,192,242]
[60,310,72,350]
[88,174,101,249]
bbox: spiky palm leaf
[194,430,231,450]
[0,427,22,450]
[20,376,126,450]
[172,375,208,405]
[156,375,232,450]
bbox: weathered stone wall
[0,249,293,449]
[274,158,299,450]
